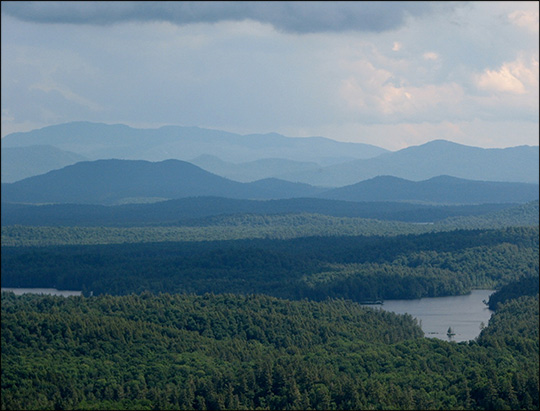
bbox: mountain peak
[405,139,474,151]
[1,158,326,205]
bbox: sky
[1,1,538,151]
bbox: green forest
[2,226,538,302]
[1,210,539,410]
[1,290,538,410]
[2,200,537,247]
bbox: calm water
[365,289,495,343]
[2,287,494,341]
[1,287,82,297]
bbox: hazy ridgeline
[3,122,538,185]
[1,122,539,410]
[3,0,540,405]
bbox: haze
[1,1,538,150]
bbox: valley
[1,121,538,410]
[3,1,539,408]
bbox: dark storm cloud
[1,1,436,33]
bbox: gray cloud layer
[2,1,436,33]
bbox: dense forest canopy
[2,226,538,302]
[2,192,538,410]
[2,198,538,228]
[1,289,538,410]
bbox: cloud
[476,65,525,94]
[422,52,438,61]
[475,56,539,94]
[2,1,437,33]
[1,1,537,150]
[508,8,539,33]
[278,118,539,151]
[337,56,467,123]
[341,77,465,120]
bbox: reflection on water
[364,289,495,343]
[1,288,81,297]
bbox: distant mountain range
[317,175,539,204]
[0,159,324,205]
[2,122,537,186]
[1,145,88,183]
[1,120,386,165]
[189,155,322,183]
[1,158,538,206]
[278,140,539,186]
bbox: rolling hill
[3,123,537,187]
[2,158,537,207]
[0,197,522,227]
[317,175,539,204]
[0,159,323,205]
[279,140,539,186]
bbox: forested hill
[2,157,537,205]
[2,122,538,411]
[438,200,539,229]
[0,159,323,205]
[2,197,534,228]
[3,122,538,186]
[2,202,538,248]
[3,226,537,301]
[1,289,538,410]
[317,175,539,204]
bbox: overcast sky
[1,1,538,150]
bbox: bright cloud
[476,65,526,94]
[476,56,539,95]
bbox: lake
[1,287,494,342]
[364,289,495,343]
[1,287,82,297]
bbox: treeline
[2,226,538,302]
[2,201,537,248]
[439,200,539,229]
[1,197,527,227]
[487,275,540,310]
[1,214,435,247]
[1,291,538,410]
[478,294,539,353]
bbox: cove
[365,289,495,343]
[2,287,495,342]
[1,287,82,297]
